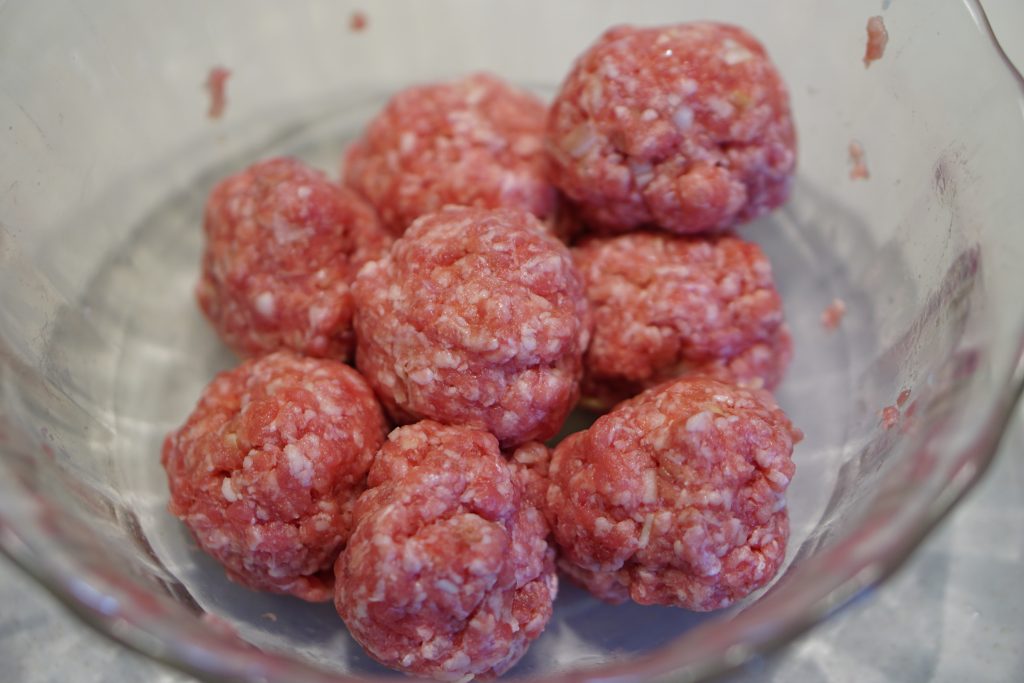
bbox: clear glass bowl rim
[1,2,1023,682]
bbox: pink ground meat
[573,231,790,410]
[863,16,889,67]
[205,66,230,120]
[162,351,388,601]
[533,377,800,611]
[547,23,796,235]
[335,421,556,680]
[197,157,391,360]
[343,73,557,236]
[352,206,590,448]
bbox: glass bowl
[2,1,1023,681]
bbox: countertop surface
[2,3,1024,682]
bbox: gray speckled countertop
[2,3,1023,682]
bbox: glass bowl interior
[1,1,1024,681]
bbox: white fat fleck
[255,292,276,318]
[465,84,487,105]
[638,514,655,548]
[647,428,669,450]
[512,135,542,156]
[436,579,459,594]
[594,516,613,536]
[221,478,238,502]
[296,186,312,200]
[318,397,341,417]
[753,554,767,579]
[768,469,790,488]
[500,410,519,431]
[468,558,491,576]
[513,444,546,465]
[284,444,314,487]
[409,367,436,385]
[642,470,658,504]
[433,350,460,369]
[563,124,598,159]
[722,39,754,65]
[640,108,658,122]
[443,651,471,673]
[679,78,699,96]
[707,96,735,119]
[399,130,417,154]
[630,161,654,188]
[308,304,331,329]
[672,107,694,131]
[686,411,713,433]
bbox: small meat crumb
[261,612,278,622]
[849,141,869,180]
[350,10,367,32]
[896,388,911,408]
[820,298,846,331]
[863,16,889,68]
[880,405,900,430]
[205,67,231,120]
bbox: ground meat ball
[161,351,387,601]
[573,231,789,409]
[335,421,556,680]
[197,157,391,360]
[547,23,796,234]
[343,73,557,235]
[352,206,590,447]
[540,377,800,611]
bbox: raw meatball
[197,157,391,359]
[343,73,557,235]
[352,206,590,448]
[547,23,796,234]
[538,377,800,611]
[573,231,790,410]
[161,351,387,601]
[335,421,556,680]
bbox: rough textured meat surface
[547,23,796,235]
[162,351,388,601]
[352,206,590,447]
[573,231,790,409]
[335,421,556,680]
[197,157,391,360]
[535,377,799,610]
[344,73,557,235]
[863,16,889,67]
